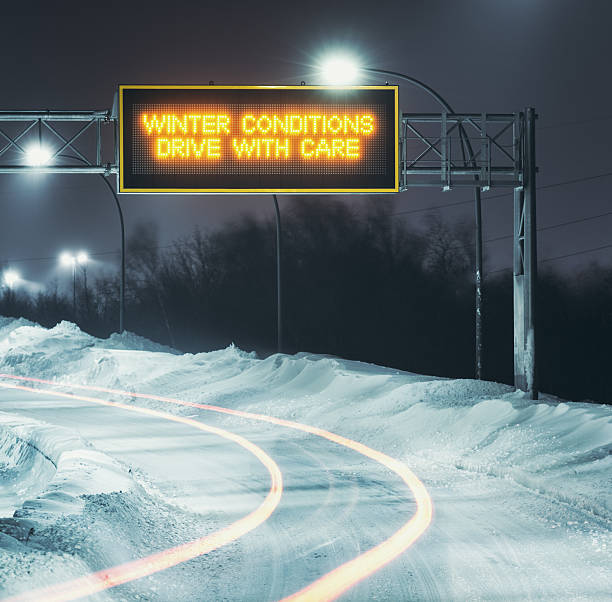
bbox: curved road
[0,376,432,601]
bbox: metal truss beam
[400,112,521,190]
[0,165,113,174]
[0,111,109,121]
[0,110,116,173]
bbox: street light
[272,194,282,353]
[59,251,76,268]
[319,56,486,380]
[77,252,90,318]
[3,269,20,289]
[60,251,88,319]
[319,55,359,85]
[24,144,52,167]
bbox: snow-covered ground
[0,317,610,600]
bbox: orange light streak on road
[0,373,433,602]
[0,380,282,602]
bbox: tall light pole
[27,148,126,333]
[60,252,76,316]
[272,194,282,353]
[98,174,125,334]
[2,269,20,310]
[77,251,89,318]
[320,58,485,380]
[60,251,88,319]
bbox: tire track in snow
[0,374,433,601]
[0,379,283,602]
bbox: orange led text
[140,111,375,161]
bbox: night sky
[1,0,611,290]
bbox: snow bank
[0,317,609,523]
[0,317,610,599]
[0,413,56,518]
[0,411,134,532]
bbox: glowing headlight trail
[0,374,433,601]
[0,381,283,602]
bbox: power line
[2,250,118,264]
[1,244,178,265]
[539,242,612,264]
[391,197,474,216]
[485,209,612,244]
[391,170,612,217]
[3,170,612,267]
[490,242,612,275]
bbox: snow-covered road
[0,318,611,600]
[0,380,430,601]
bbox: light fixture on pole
[319,55,486,382]
[24,144,52,167]
[76,251,89,317]
[60,251,87,318]
[319,55,360,85]
[3,269,20,289]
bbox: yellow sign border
[118,85,399,194]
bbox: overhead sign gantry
[0,89,538,399]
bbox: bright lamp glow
[77,251,89,265]
[60,252,76,267]
[3,269,20,288]
[320,55,360,85]
[25,144,52,167]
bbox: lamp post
[320,58,485,380]
[25,148,126,333]
[272,194,282,353]
[60,251,88,318]
[77,251,89,317]
[59,252,76,316]
[98,174,126,334]
[2,269,20,310]
[60,252,76,314]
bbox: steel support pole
[513,109,538,399]
[524,108,538,399]
[365,68,485,379]
[101,175,126,334]
[272,195,282,353]
[83,265,88,318]
[72,263,77,318]
[474,187,483,379]
[513,185,526,392]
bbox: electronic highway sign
[119,85,398,193]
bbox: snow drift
[0,317,609,521]
[0,317,610,600]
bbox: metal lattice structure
[0,111,116,174]
[0,107,538,398]
[399,109,537,398]
[400,112,521,189]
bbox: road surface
[0,378,431,601]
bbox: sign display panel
[119,85,398,193]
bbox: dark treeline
[1,198,610,404]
